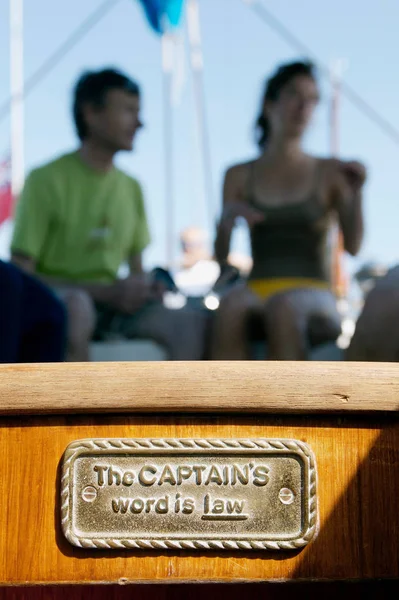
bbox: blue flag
[137,0,185,34]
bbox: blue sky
[0,0,398,271]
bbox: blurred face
[84,89,142,151]
[265,74,319,140]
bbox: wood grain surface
[1,413,398,584]
[0,362,398,415]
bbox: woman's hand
[109,275,163,314]
[340,160,367,195]
[333,160,365,256]
[223,201,265,228]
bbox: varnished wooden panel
[1,414,398,584]
[1,582,398,600]
[0,362,398,415]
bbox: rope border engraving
[61,438,318,551]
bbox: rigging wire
[242,0,399,146]
[0,0,121,124]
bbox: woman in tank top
[212,61,366,360]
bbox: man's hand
[340,161,367,195]
[223,201,265,228]
[11,253,36,274]
[109,275,164,314]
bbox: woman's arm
[214,164,264,265]
[214,167,238,265]
[331,160,366,256]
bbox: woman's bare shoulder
[319,156,365,176]
[312,156,338,170]
[313,157,345,190]
[222,160,256,201]
[224,160,256,181]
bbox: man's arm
[10,253,35,274]
[11,251,116,304]
[332,160,366,256]
[128,254,144,275]
[129,180,151,263]
[12,174,154,312]
[11,169,52,265]
[11,251,155,313]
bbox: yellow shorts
[247,278,330,301]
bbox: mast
[10,0,24,199]
[330,60,347,298]
[162,31,175,268]
[186,0,214,235]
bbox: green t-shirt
[11,152,150,283]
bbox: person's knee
[217,286,251,325]
[265,292,309,359]
[132,303,208,360]
[63,289,95,341]
[267,292,304,328]
[0,260,23,295]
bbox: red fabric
[0,158,13,225]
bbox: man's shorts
[52,285,209,360]
[93,302,150,341]
[52,285,158,341]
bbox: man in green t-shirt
[11,68,206,361]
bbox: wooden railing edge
[0,362,398,415]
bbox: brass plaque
[61,438,317,551]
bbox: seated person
[11,68,206,361]
[347,266,399,362]
[175,227,252,299]
[0,260,66,363]
[175,227,221,297]
[211,61,366,360]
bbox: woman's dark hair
[73,68,140,141]
[256,60,316,148]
